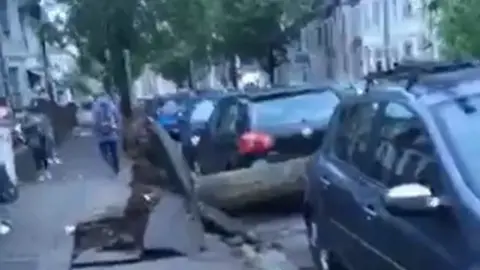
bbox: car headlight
[191,135,200,146]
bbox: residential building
[0,0,47,108]
[275,0,440,84]
[360,0,439,75]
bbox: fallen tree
[197,158,306,211]
[70,114,306,266]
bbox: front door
[363,102,466,270]
[319,102,392,270]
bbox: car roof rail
[364,59,479,93]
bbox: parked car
[155,92,196,140]
[194,86,345,174]
[303,60,480,270]
[179,93,227,170]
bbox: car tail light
[237,131,274,154]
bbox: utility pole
[382,0,391,68]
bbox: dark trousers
[99,140,119,173]
[32,147,49,171]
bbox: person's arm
[111,101,121,129]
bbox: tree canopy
[45,0,320,85]
[432,0,480,58]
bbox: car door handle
[319,175,331,188]
[362,204,377,217]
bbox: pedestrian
[92,94,121,174]
[24,116,51,181]
[42,116,61,165]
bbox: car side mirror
[383,183,442,214]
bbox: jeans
[99,140,119,174]
[32,147,49,171]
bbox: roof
[363,63,480,106]
[240,85,339,102]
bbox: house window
[0,0,9,35]
[363,3,370,29]
[372,1,381,26]
[8,67,21,109]
[391,47,399,64]
[403,0,413,17]
[317,27,323,46]
[404,41,413,57]
[19,12,29,49]
[392,0,397,19]
[364,46,372,72]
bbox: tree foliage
[433,0,480,58]
[45,0,320,88]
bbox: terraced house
[0,0,46,108]
[275,0,440,84]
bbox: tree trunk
[267,46,275,85]
[228,55,238,89]
[40,28,55,103]
[110,44,132,118]
[196,158,306,211]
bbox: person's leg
[42,149,51,179]
[107,140,120,174]
[32,148,45,181]
[98,141,110,164]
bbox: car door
[361,102,467,270]
[209,101,241,172]
[196,99,226,173]
[315,101,389,270]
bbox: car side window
[334,102,379,175]
[217,104,239,134]
[372,102,441,192]
[208,101,224,134]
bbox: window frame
[367,101,443,192]
[330,101,383,178]
[217,102,240,135]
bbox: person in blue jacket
[92,94,121,174]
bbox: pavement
[0,129,131,270]
[0,127,313,270]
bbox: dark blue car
[303,61,480,270]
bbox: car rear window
[190,99,215,124]
[251,91,339,126]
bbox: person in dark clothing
[26,123,50,181]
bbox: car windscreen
[189,99,215,124]
[434,95,480,198]
[251,91,339,126]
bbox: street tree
[432,0,480,58]
[211,0,321,85]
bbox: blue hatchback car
[303,61,480,270]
